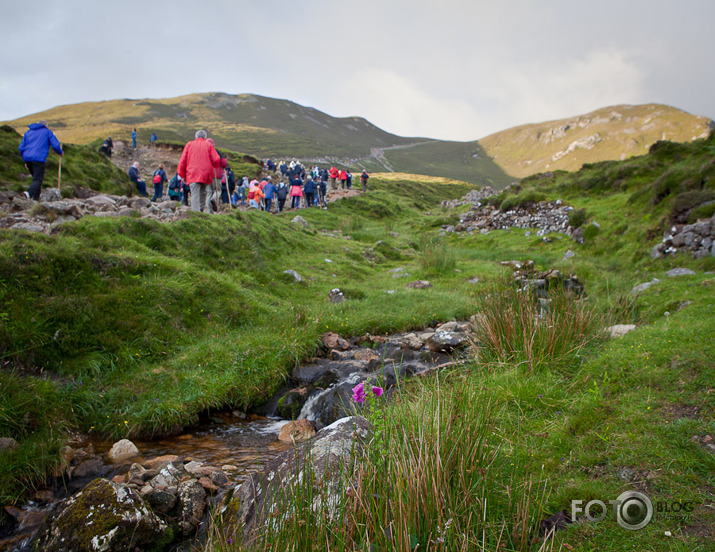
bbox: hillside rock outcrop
[650,215,715,259]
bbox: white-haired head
[195,130,207,139]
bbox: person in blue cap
[19,120,63,201]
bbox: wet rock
[72,456,107,479]
[222,416,370,544]
[147,488,176,514]
[276,386,314,420]
[321,332,350,351]
[34,478,168,552]
[177,479,206,536]
[278,420,317,443]
[143,454,180,470]
[427,331,469,354]
[107,439,139,462]
[400,333,424,350]
[150,463,183,489]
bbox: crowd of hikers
[16,122,370,212]
[127,129,370,214]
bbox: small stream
[1,324,471,552]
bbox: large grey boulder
[34,478,168,552]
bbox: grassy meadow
[1,132,714,551]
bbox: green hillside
[0,117,713,550]
[3,93,513,188]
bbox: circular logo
[615,491,653,530]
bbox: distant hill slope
[479,103,713,178]
[3,93,513,188]
[5,95,711,187]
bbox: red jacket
[338,170,348,181]
[329,167,339,179]
[177,138,221,185]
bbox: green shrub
[582,222,601,240]
[419,235,456,274]
[688,201,715,223]
[568,208,588,229]
[670,189,715,223]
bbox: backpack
[152,171,162,184]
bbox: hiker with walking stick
[19,120,63,201]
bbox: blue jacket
[263,182,276,199]
[128,166,142,183]
[303,179,316,194]
[19,123,63,163]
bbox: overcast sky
[1,0,714,141]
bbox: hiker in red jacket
[177,130,221,212]
[328,166,339,191]
[338,169,348,190]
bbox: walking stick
[57,156,62,190]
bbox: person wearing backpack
[360,170,369,192]
[276,181,289,212]
[168,173,182,201]
[151,164,168,201]
[303,177,316,208]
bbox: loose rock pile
[440,186,500,209]
[12,433,235,552]
[443,198,574,237]
[0,188,190,233]
[650,215,715,259]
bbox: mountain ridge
[4,93,712,187]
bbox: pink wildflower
[372,386,384,397]
[352,382,366,404]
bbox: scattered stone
[321,332,350,351]
[405,280,432,289]
[467,277,480,284]
[278,420,317,443]
[0,437,18,453]
[563,249,576,261]
[143,454,180,470]
[666,268,696,277]
[72,456,106,479]
[605,324,637,338]
[631,278,660,294]
[283,269,304,282]
[291,215,309,228]
[107,438,140,462]
[427,331,469,354]
[328,288,345,303]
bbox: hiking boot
[23,191,30,199]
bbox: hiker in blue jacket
[129,162,148,197]
[19,120,63,201]
[303,177,317,207]
[263,177,276,213]
[151,164,168,201]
